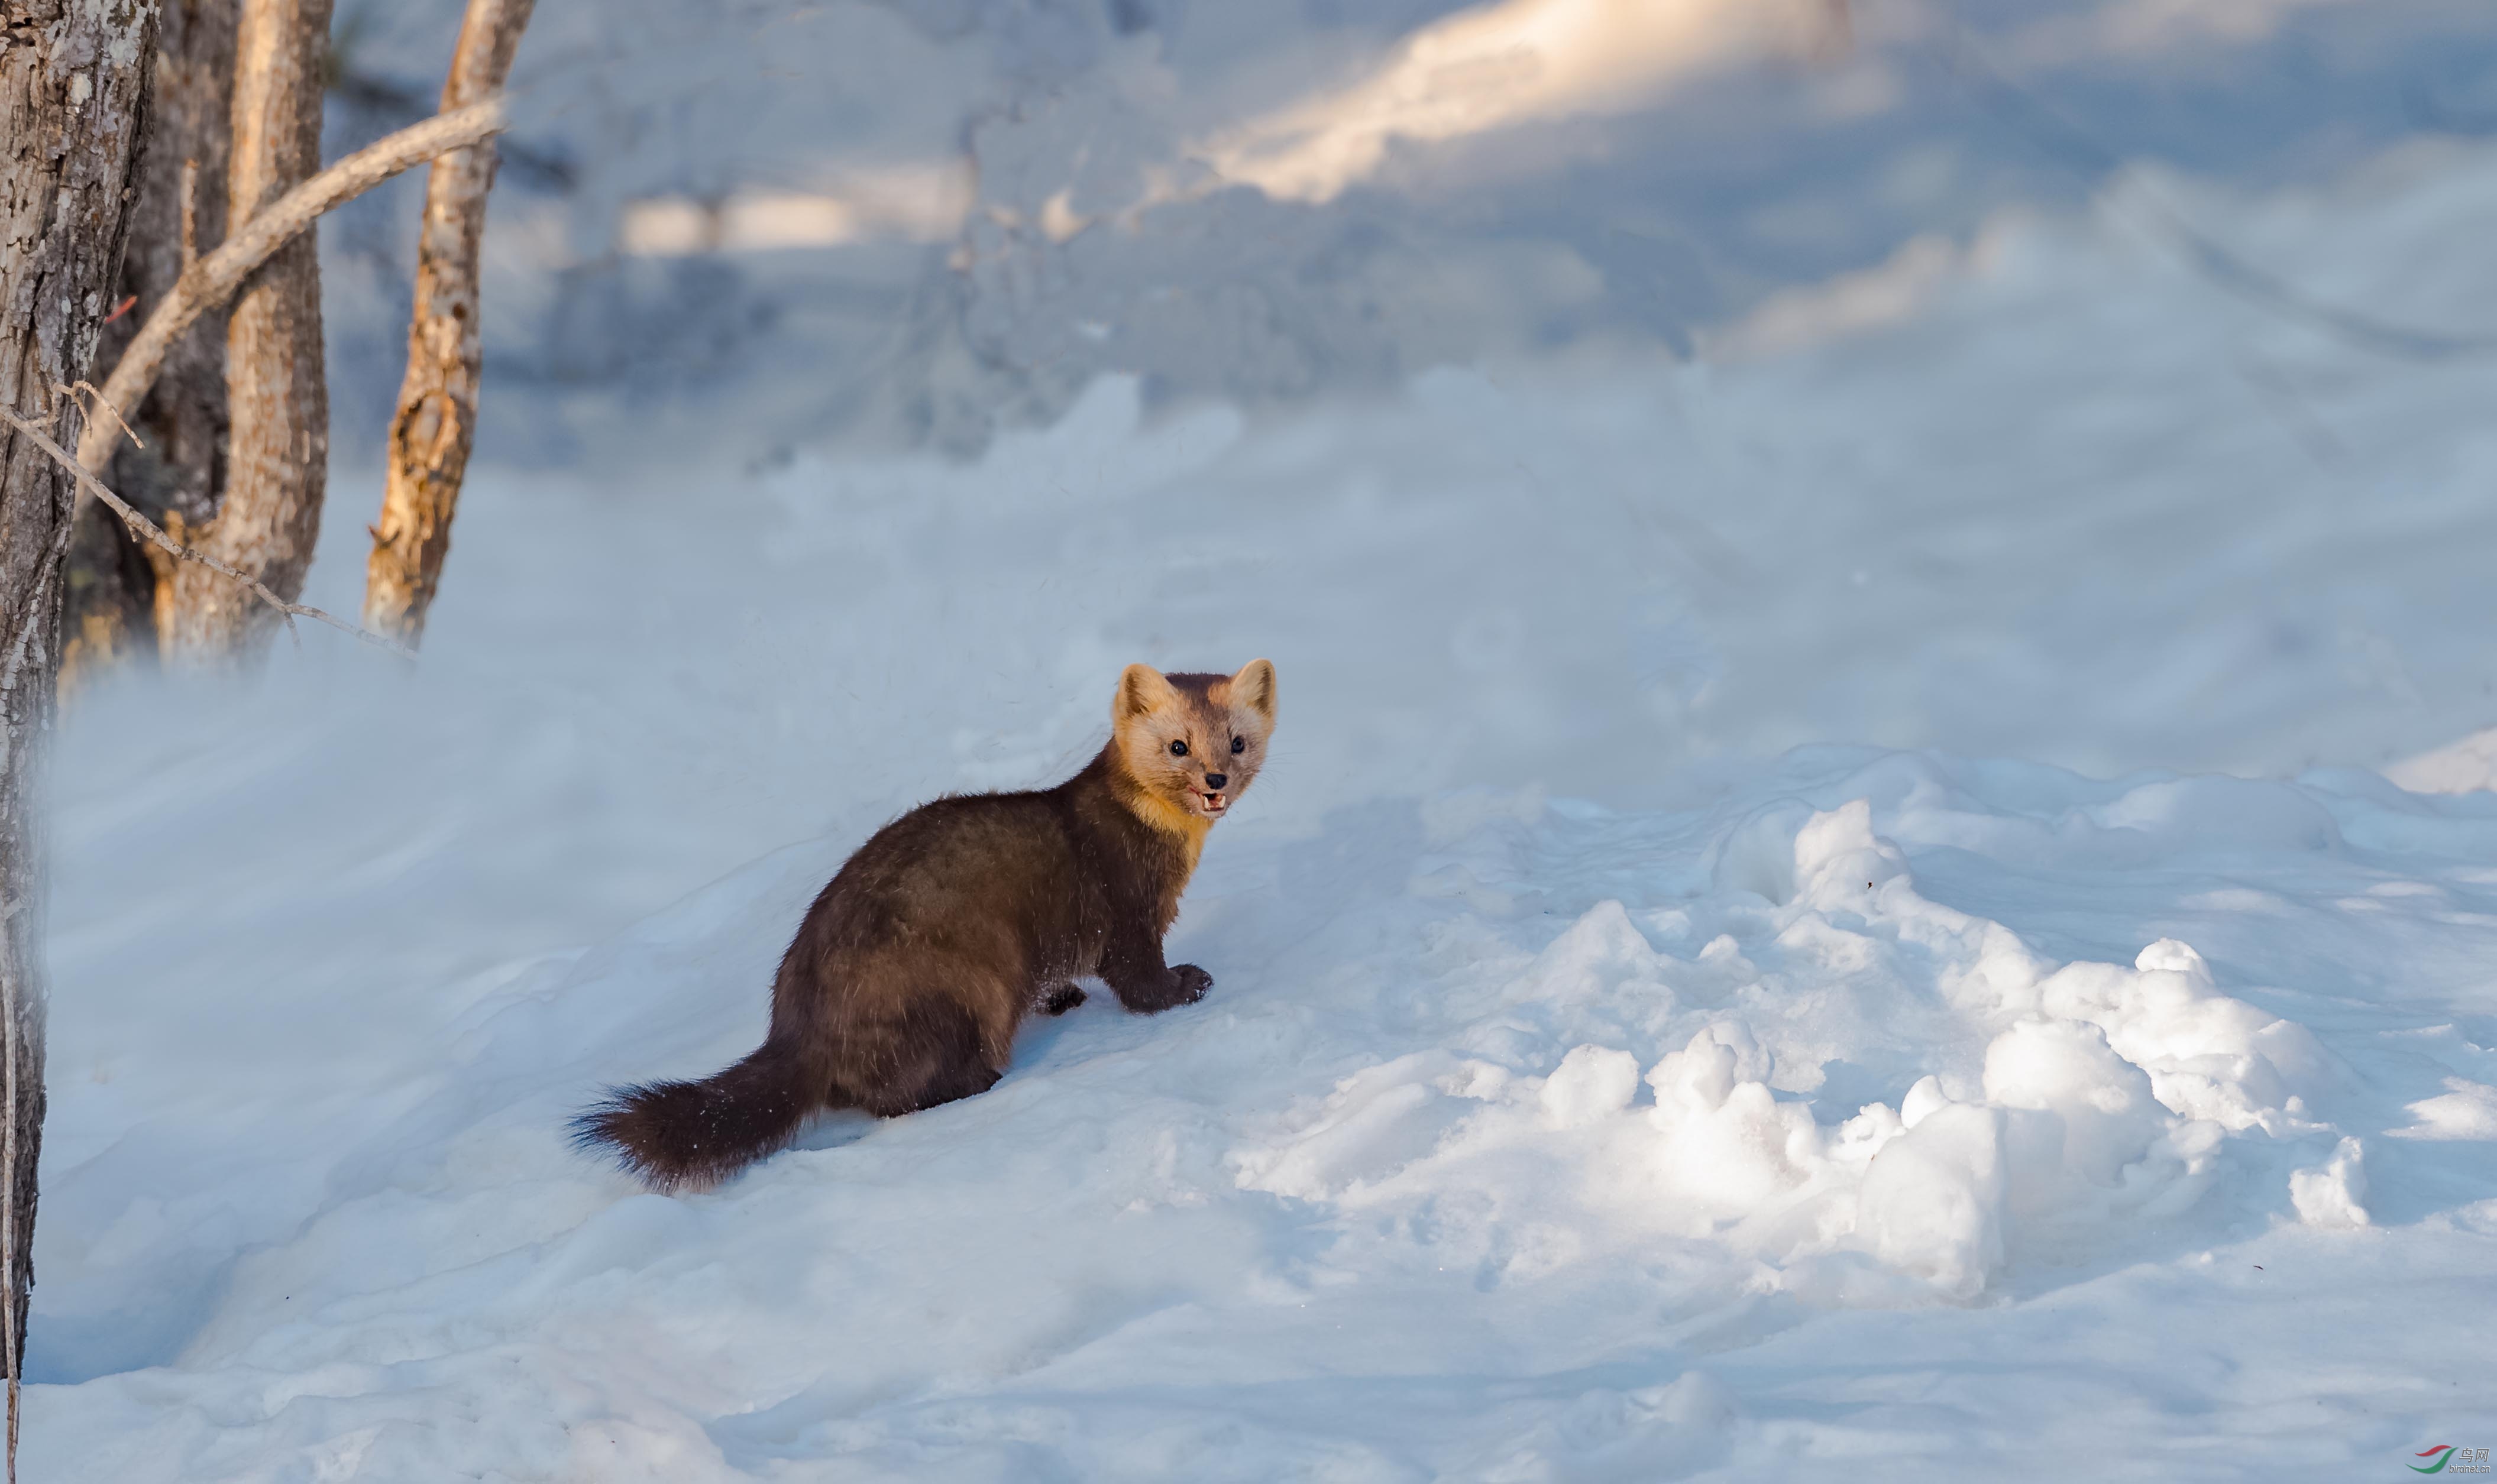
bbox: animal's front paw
[1117,963,1213,1013]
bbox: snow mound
[1233,794,2317,1310]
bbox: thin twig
[1,406,415,660]
[75,94,511,477]
[56,381,139,451]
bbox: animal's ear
[1116,663,1179,722]
[1230,658,1276,721]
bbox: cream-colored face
[1112,659,1277,821]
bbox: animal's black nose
[1204,773,1228,790]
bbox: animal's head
[1112,659,1277,824]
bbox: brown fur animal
[572,659,1277,1191]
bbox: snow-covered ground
[31,51,2497,1484]
[37,749,2497,1479]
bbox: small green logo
[2417,1446,2457,1475]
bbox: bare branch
[75,94,510,477]
[1,406,413,660]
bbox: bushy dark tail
[571,1039,818,1193]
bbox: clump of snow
[2290,1136,2372,1229]
[2033,939,2327,1136]
[1855,1100,2008,1300]
[1541,1044,1643,1129]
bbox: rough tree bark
[61,0,238,686]
[161,0,332,664]
[363,0,533,646]
[0,2,158,1474]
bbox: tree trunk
[0,1,159,1473]
[61,0,240,689]
[161,0,331,665]
[363,0,532,647]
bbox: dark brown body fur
[573,661,1275,1191]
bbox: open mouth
[1198,791,1229,816]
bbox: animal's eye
[1169,739,1189,757]
[1231,735,1246,754]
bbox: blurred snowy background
[31,1,2497,1477]
[297,0,2497,783]
[316,0,2497,459]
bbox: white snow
[2289,1137,2372,1229]
[31,46,2497,1484]
[34,737,2497,1477]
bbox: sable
[573,659,1278,1191]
